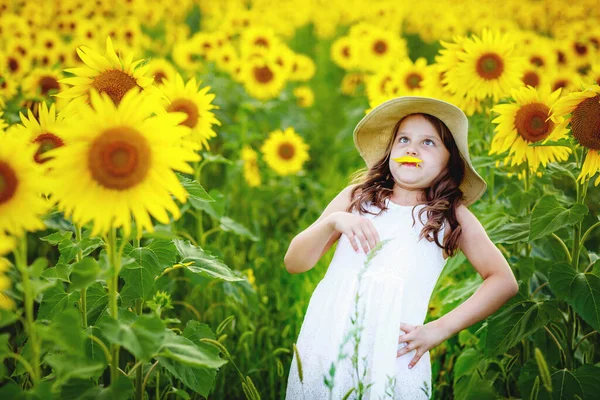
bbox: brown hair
[346,113,465,258]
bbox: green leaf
[173,240,244,282]
[69,257,101,291]
[0,333,11,361]
[453,348,496,400]
[123,239,177,276]
[44,308,86,356]
[177,174,215,210]
[120,260,153,300]
[99,314,166,362]
[219,216,259,241]
[29,257,48,279]
[529,195,588,241]
[41,262,71,283]
[40,231,73,245]
[85,282,108,326]
[157,330,227,397]
[56,234,104,265]
[38,281,80,321]
[0,309,19,329]
[44,352,105,387]
[484,290,562,357]
[549,262,600,331]
[488,219,530,244]
[59,373,134,400]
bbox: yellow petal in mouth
[392,155,423,166]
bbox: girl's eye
[399,137,435,146]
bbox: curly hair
[346,113,466,258]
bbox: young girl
[284,96,519,400]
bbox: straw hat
[353,96,487,207]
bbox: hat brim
[353,96,487,207]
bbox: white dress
[286,198,448,400]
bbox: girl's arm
[284,184,357,274]
[432,204,520,339]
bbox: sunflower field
[1,0,600,399]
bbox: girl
[284,96,519,399]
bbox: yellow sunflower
[239,26,282,58]
[551,85,600,185]
[45,90,200,237]
[241,57,287,101]
[358,28,407,72]
[159,73,221,151]
[241,145,261,187]
[585,65,600,86]
[521,66,544,89]
[22,68,63,98]
[213,44,240,74]
[331,36,362,70]
[288,53,316,82]
[260,127,309,176]
[57,37,155,105]
[0,134,49,237]
[292,86,314,108]
[11,102,68,166]
[386,57,433,96]
[0,67,18,101]
[443,29,525,102]
[489,85,571,172]
[145,58,178,86]
[341,72,365,96]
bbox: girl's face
[388,114,450,192]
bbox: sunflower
[172,40,204,74]
[489,85,571,172]
[11,102,67,165]
[443,29,525,102]
[288,53,315,82]
[57,37,155,106]
[241,145,261,187]
[585,65,600,86]
[45,90,200,237]
[143,58,177,86]
[341,72,365,96]
[239,26,281,58]
[213,44,239,74]
[159,73,221,151]
[365,69,395,102]
[21,68,65,106]
[359,29,407,72]
[521,66,544,88]
[0,134,49,237]
[551,85,600,185]
[386,57,433,96]
[241,57,287,101]
[260,127,309,176]
[546,67,582,95]
[0,67,18,101]
[330,36,362,70]
[292,86,314,108]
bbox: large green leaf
[123,239,177,276]
[99,313,166,362]
[58,373,133,400]
[120,260,154,301]
[43,308,86,356]
[157,330,227,397]
[38,281,80,320]
[69,257,101,292]
[219,216,259,241]
[549,262,600,331]
[44,352,105,388]
[488,219,530,244]
[177,174,215,210]
[173,240,244,282]
[484,283,562,357]
[85,282,109,326]
[453,348,496,400]
[529,195,588,241]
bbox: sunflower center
[0,161,18,204]
[530,56,544,67]
[476,53,504,80]
[342,46,350,58]
[515,103,554,142]
[88,126,151,190]
[33,133,65,163]
[405,73,422,89]
[253,65,274,83]
[254,37,268,47]
[552,79,568,92]
[8,57,19,73]
[167,98,199,129]
[373,40,387,54]
[154,71,166,84]
[574,42,587,56]
[522,71,540,87]
[91,69,140,105]
[278,143,295,160]
[39,76,60,96]
[571,95,600,150]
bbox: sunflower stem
[14,234,41,386]
[108,227,122,385]
[75,225,88,328]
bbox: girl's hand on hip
[397,321,448,369]
[332,212,380,254]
